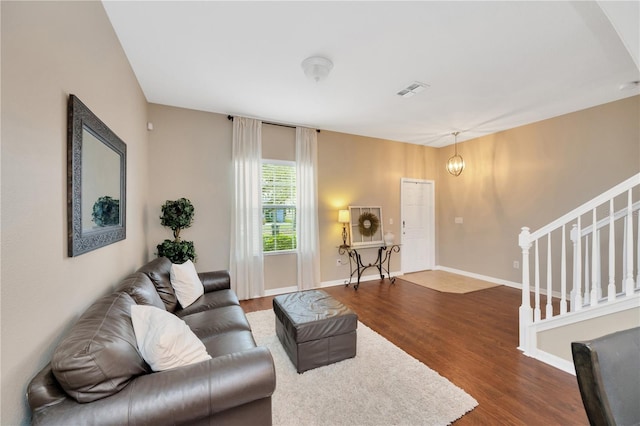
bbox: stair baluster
[583,234,590,306]
[546,234,553,319]
[636,211,640,289]
[625,189,635,295]
[608,199,616,302]
[534,239,541,322]
[573,218,582,312]
[560,224,567,314]
[591,228,601,306]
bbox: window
[262,160,296,253]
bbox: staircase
[518,173,640,373]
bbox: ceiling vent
[397,81,430,98]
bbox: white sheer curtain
[296,127,321,290]
[230,117,264,300]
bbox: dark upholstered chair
[571,327,640,426]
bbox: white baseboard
[435,265,521,288]
[320,271,403,288]
[435,265,565,299]
[533,350,576,375]
[265,266,571,300]
[264,286,298,297]
[267,266,527,297]
[263,271,403,297]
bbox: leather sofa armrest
[129,346,276,421]
[199,270,231,292]
[31,347,276,426]
[27,364,67,411]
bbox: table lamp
[338,210,350,247]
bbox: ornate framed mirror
[67,95,126,256]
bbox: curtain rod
[227,115,320,133]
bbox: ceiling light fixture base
[301,56,333,82]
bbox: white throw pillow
[130,304,211,372]
[170,260,204,308]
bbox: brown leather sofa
[571,327,640,426]
[27,257,276,425]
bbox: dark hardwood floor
[240,278,589,425]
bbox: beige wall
[144,110,300,290]
[437,96,640,284]
[538,306,640,362]
[144,97,640,291]
[146,104,232,272]
[261,124,439,289]
[1,2,149,424]
[263,123,295,162]
[145,110,439,289]
[318,131,438,283]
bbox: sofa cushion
[131,305,211,372]
[175,289,240,318]
[115,272,165,310]
[201,330,258,358]
[51,292,149,403]
[181,305,251,339]
[170,260,204,308]
[137,257,178,312]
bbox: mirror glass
[81,128,121,231]
[68,95,126,256]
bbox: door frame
[400,178,436,273]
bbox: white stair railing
[518,173,640,354]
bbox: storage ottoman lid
[273,290,357,343]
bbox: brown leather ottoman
[273,290,357,373]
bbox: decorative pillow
[130,304,211,372]
[169,260,204,308]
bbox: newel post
[518,227,533,352]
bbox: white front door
[401,178,435,273]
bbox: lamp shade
[446,131,465,176]
[338,209,350,223]
[446,155,465,176]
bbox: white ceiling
[102,1,640,147]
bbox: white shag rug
[246,309,478,426]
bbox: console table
[338,244,400,290]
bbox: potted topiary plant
[156,198,196,263]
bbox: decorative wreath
[358,212,380,237]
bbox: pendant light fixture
[446,131,465,176]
